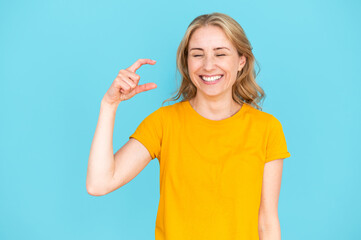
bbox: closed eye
[192,54,226,57]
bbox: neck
[189,95,242,121]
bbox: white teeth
[201,75,222,81]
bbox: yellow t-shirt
[129,100,291,240]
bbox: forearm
[258,217,281,240]
[86,99,120,195]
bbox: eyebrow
[189,47,230,51]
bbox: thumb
[135,82,157,94]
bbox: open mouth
[199,75,224,85]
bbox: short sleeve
[265,115,291,163]
[129,107,163,160]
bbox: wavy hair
[161,12,265,110]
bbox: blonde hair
[162,12,265,110]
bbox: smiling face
[187,25,246,100]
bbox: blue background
[1,0,360,239]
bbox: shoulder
[244,103,276,124]
[159,101,184,117]
[246,104,287,135]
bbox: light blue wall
[1,0,360,239]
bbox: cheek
[187,60,200,72]
[226,63,240,77]
[186,63,198,83]
[217,63,234,77]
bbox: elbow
[258,214,280,233]
[87,187,105,196]
[86,185,102,196]
[86,181,108,196]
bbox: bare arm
[86,100,117,196]
[86,100,116,196]
[86,58,157,196]
[258,159,284,240]
[109,137,152,192]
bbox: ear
[238,55,246,72]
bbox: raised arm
[86,59,157,196]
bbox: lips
[199,74,223,78]
[199,75,223,85]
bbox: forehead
[188,25,233,49]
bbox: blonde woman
[87,12,291,240]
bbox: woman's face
[187,25,246,100]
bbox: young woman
[87,12,291,240]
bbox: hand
[102,58,157,105]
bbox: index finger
[126,59,156,73]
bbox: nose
[203,55,216,71]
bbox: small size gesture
[103,58,157,105]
